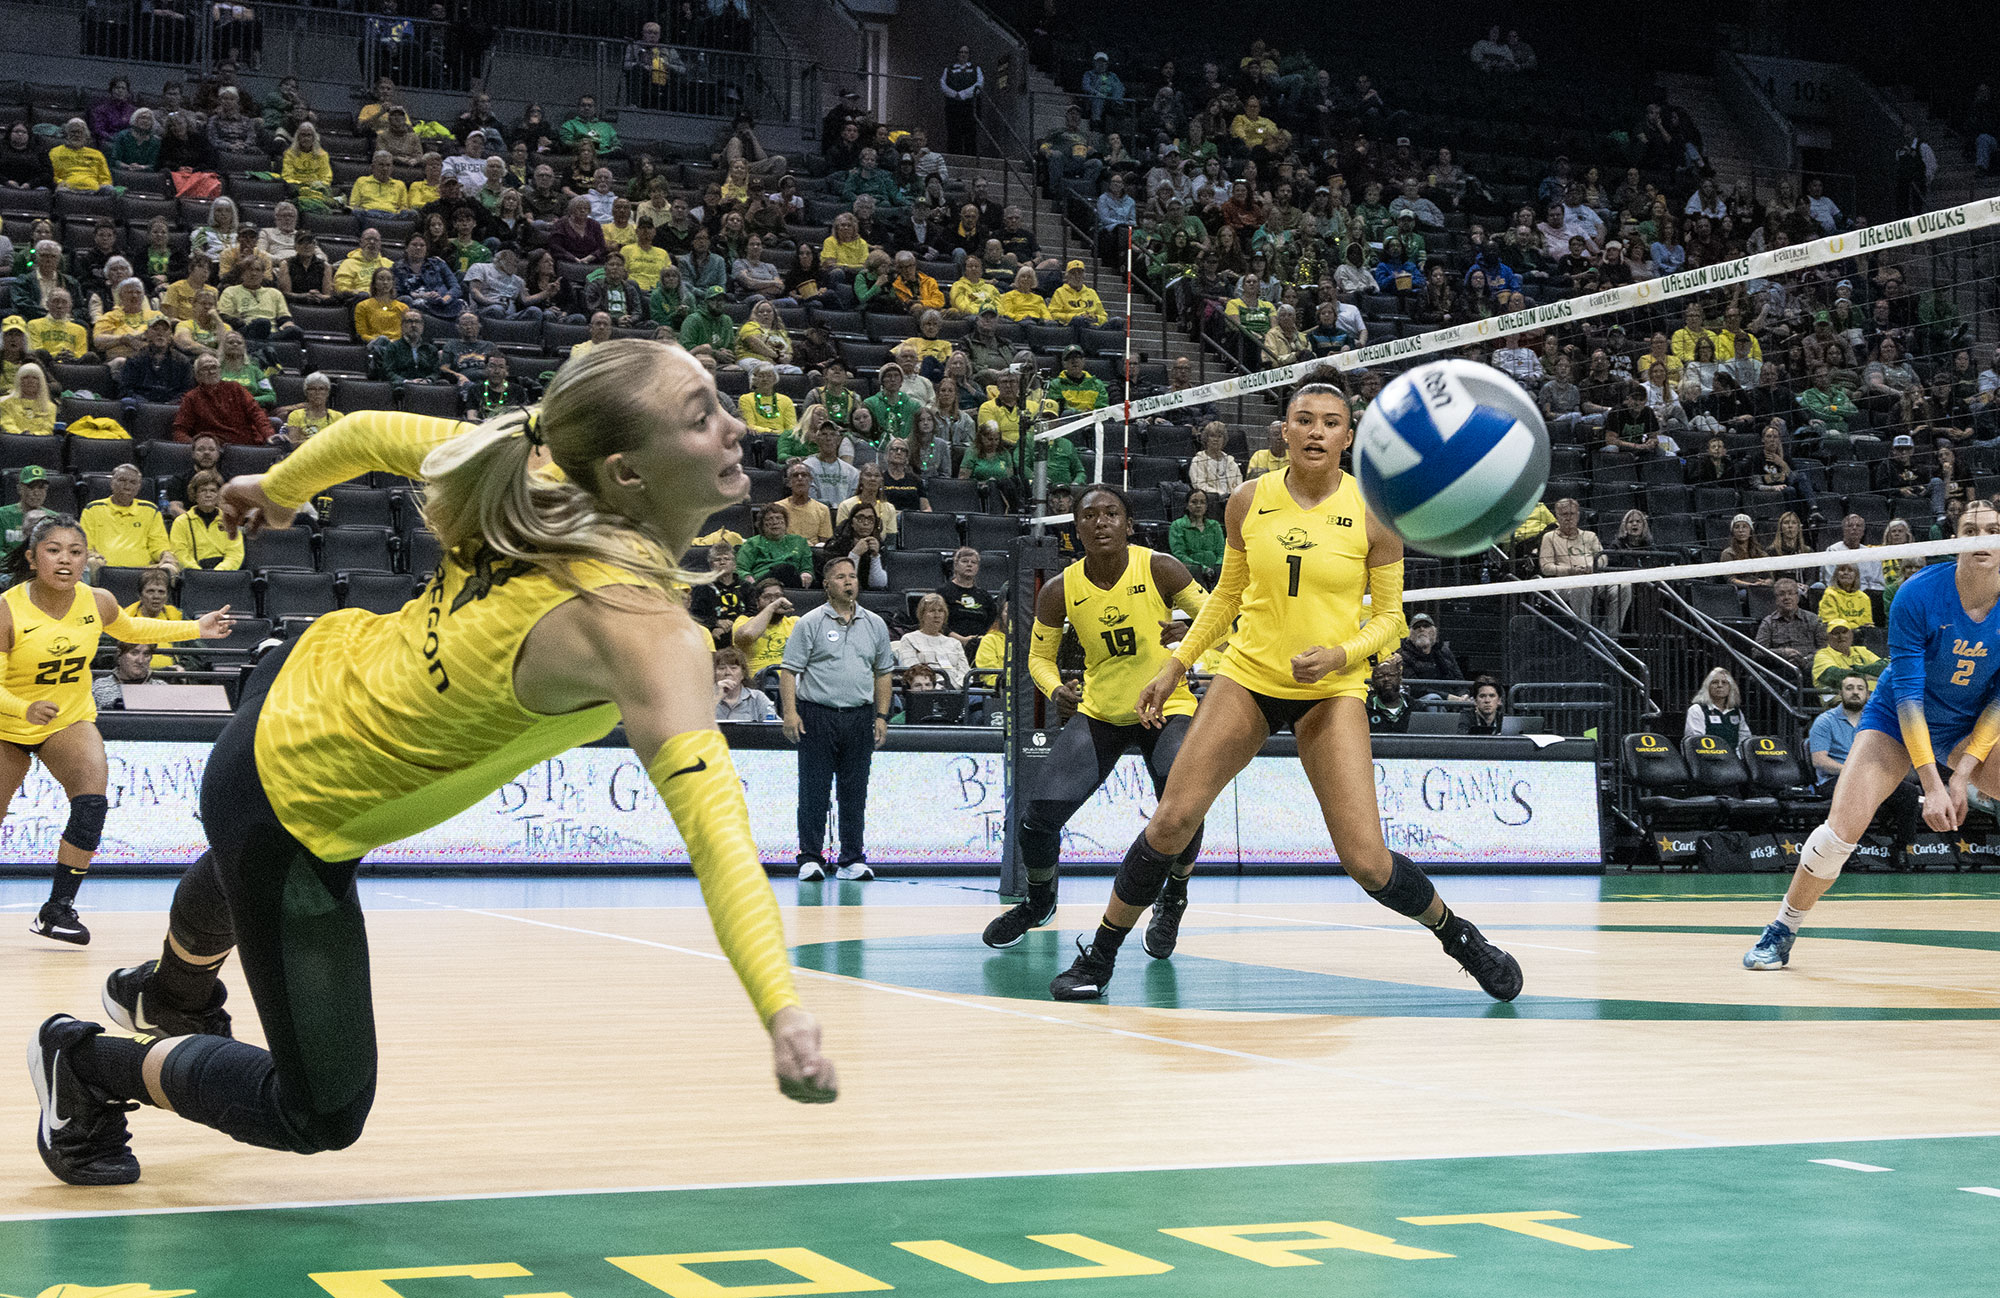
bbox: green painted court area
[6,1136,1998,1297]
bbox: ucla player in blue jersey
[1745,500,2000,969]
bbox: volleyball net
[1000,193,2000,859]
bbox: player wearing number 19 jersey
[982,485,1209,954]
[1746,502,2000,970]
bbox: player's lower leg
[1363,851,1523,1001]
[29,794,107,946]
[28,1015,143,1185]
[984,822,1062,949]
[1746,824,1853,969]
[1143,825,1204,959]
[110,852,238,1035]
[1052,827,1181,1000]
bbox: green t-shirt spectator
[962,449,1015,483]
[1170,515,1226,569]
[1226,296,1274,339]
[735,532,812,582]
[220,360,276,407]
[1799,383,1855,433]
[862,390,920,442]
[678,302,738,352]
[1044,435,1085,485]
[560,115,619,154]
[0,501,26,549]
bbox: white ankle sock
[1776,901,1809,932]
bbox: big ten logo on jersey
[1326,513,1354,528]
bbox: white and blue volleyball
[1354,358,1550,558]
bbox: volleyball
[1354,358,1551,557]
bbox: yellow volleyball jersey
[1065,546,1196,725]
[1218,468,1374,700]
[0,582,104,744]
[253,551,647,860]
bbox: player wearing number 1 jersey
[1746,500,2000,970]
[1051,383,1523,1002]
[982,485,1207,955]
[1,515,231,946]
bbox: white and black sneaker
[103,961,233,1039]
[28,1015,140,1186]
[834,862,875,881]
[797,859,827,881]
[1049,937,1117,1001]
[29,901,89,946]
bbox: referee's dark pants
[796,700,875,866]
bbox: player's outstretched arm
[519,588,838,1104]
[224,411,475,536]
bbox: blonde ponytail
[419,339,701,595]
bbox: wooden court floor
[3,871,1999,1296]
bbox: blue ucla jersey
[1858,561,2000,766]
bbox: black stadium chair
[93,566,151,608]
[1682,735,1780,827]
[244,527,315,572]
[399,384,463,420]
[339,570,422,614]
[1740,735,1830,825]
[324,485,396,528]
[179,568,255,618]
[886,549,947,590]
[260,570,339,622]
[319,526,397,573]
[66,436,136,475]
[896,511,961,551]
[1621,732,1722,827]
[404,529,443,575]
[0,433,63,471]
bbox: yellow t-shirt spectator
[284,406,346,441]
[334,251,394,297]
[281,148,334,190]
[601,220,638,252]
[49,144,112,192]
[737,614,796,676]
[1047,284,1107,325]
[1230,114,1283,151]
[348,175,409,212]
[978,397,1023,446]
[0,396,57,435]
[1817,587,1874,627]
[950,276,1001,316]
[822,234,871,269]
[167,508,245,571]
[998,288,1050,321]
[907,336,953,367]
[354,296,408,343]
[26,317,89,359]
[407,180,441,208]
[775,496,832,544]
[81,497,172,568]
[1670,326,1735,362]
[1247,447,1287,476]
[93,306,163,355]
[623,243,670,291]
[737,390,798,435]
[122,598,185,670]
[1812,643,1881,691]
[975,627,1006,673]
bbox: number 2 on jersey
[1953,658,1976,687]
[33,657,85,686]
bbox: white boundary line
[6,1127,1996,1224]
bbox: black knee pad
[62,794,109,853]
[1363,852,1438,919]
[169,851,236,956]
[1112,832,1176,908]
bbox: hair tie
[522,411,544,447]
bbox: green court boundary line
[5,1128,1997,1226]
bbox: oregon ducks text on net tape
[1034,196,2000,444]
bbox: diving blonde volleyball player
[1745,499,2000,969]
[982,484,1207,954]
[4,515,232,945]
[30,341,836,1188]
[1051,382,1523,1002]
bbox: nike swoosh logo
[1256,507,1280,515]
[47,1048,69,1129]
[666,758,709,779]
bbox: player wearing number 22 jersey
[981,485,1208,952]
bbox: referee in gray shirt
[779,554,898,881]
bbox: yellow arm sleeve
[0,680,29,718]
[1170,579,1208,619]
[261,410,472,509]
[1171,544,1246,671]
[1028,619,1064,699]
[648,730,801,1025]
[1962,700,2000,765]
[111,614,205,645]
[1337,559,1407,666]
[1896,698,1937,771]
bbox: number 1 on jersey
[1286,553,1303,598]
